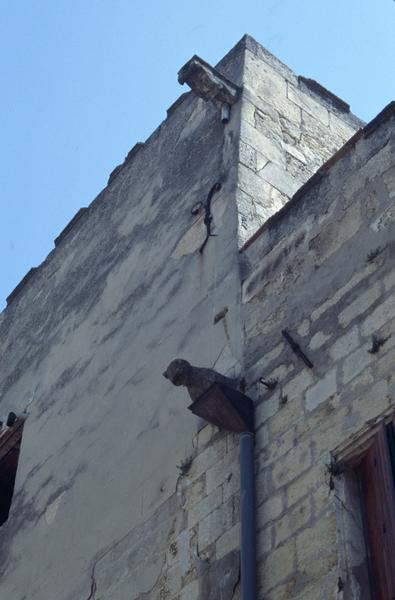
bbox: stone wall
[237,35,363,244]
[0,33,392,600]
[89,425,241,599]
[242,107,395,598]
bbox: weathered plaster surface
[0,41,245,600]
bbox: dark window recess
[358,421,395,599]
[0,417,25,526]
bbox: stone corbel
[178,55,241,122]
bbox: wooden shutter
[359,424,395,599]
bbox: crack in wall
[81,493,186,599]
[139,557,167,599]
[85,569,97,600]
[334,493,363,533]
[231,564,241,599]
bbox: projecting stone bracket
[178,55,241,111]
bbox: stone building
[0,34,394,599]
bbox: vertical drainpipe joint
[186,383,256,599]
[221,103,231,124]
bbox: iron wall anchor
[191,182,221,254]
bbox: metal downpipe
[240,431,256,599]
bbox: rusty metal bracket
[259,378,278,391]
[191,182,221,254]
[282,329,313,369]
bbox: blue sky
[1,1,394,308]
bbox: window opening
[333,413,395,600]
[0,413,25,526]
[358,421,395,599]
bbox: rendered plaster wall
[242,110,395,598]
[237,35,363,244]
[0,44,246,600]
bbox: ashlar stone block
[342,345,374,384]
[272,443,312,490]
[257,492,284,530]
[361,293,395,336]
[188,486,223,528]
[288,84,329,126]
[274,495,312,547]
[305,368,337,412]
[338,283,380,328]
[258,538,296,593]
[259,161,303,197]
[197,497,235,550]
[295,514,338,579]
[329,325,359,361]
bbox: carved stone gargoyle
[163,359,239,402]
